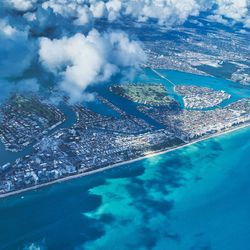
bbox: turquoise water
[0,69,250,250]
[0,125,250,250]
[156,69,250,106]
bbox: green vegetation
[110,84,175,106]
[10,95,59,126]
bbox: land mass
[0,83,250,197]
[0,122,249,199]
[110,84,177,107]
[0,94,65,152]
[174,85,231,109]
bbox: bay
[0,69,250,250]
[0,126,249,250]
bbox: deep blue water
[0,69,250,250]
[0,124,250,250]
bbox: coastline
[1,122,250,199]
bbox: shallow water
[0,124,250,250]
[157,69,250,105]
[0,70,250,250]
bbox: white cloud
[2,0,249,103]
[124,0,201,26]
[215,0,249,21]
[23,12,37,21]
[39,29,145,102]
[42,0,93,26]
[8,0,37,11]
[106,0,122,21]
[207,14,230,25]
[1,22,17,36]
[6,0,250,28]
[90,1,106,18]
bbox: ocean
[0,125,250,250]
[0,70,250,250]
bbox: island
[174,85,231,109]
[0,85,250,197]
[110,84,177,107]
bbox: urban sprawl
[0,83,250,195]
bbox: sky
[0,0,250,102]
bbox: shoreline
[1,122,250,199]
